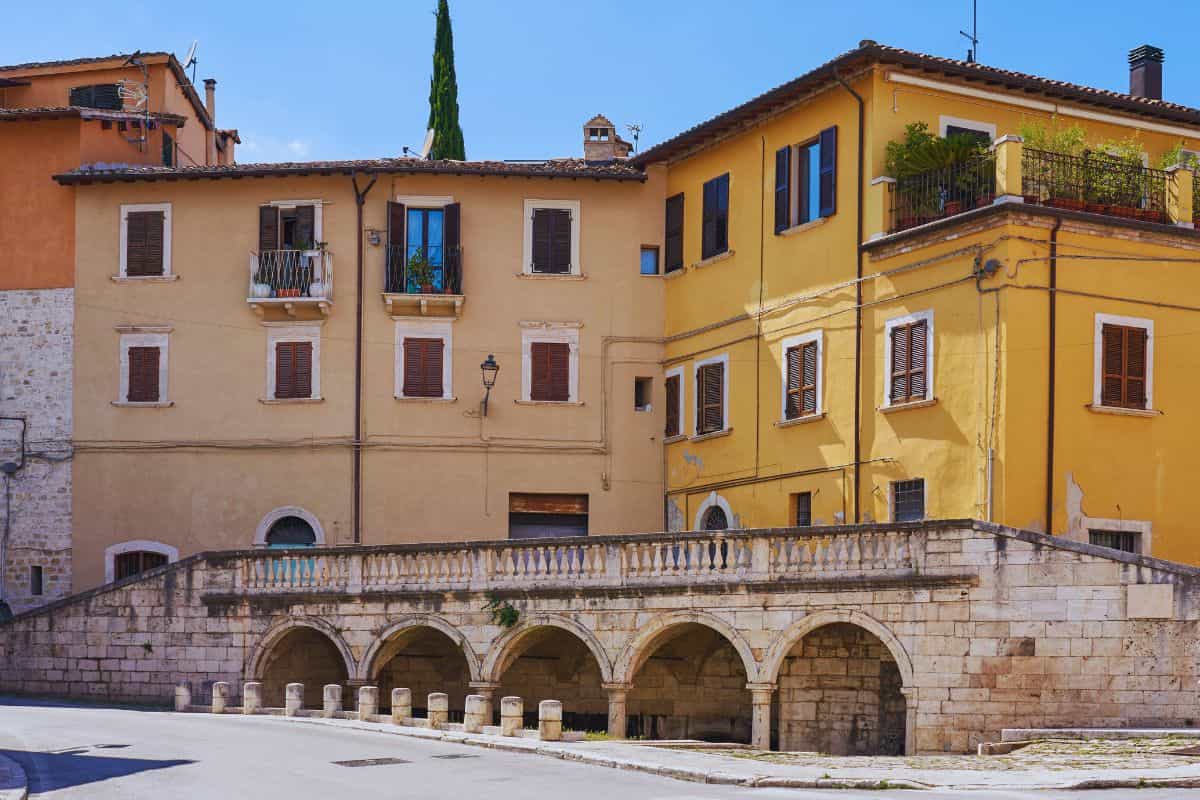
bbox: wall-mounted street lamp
[480,354,500,417]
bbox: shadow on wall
[1,747,193,793]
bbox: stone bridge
[3,519,1199,754]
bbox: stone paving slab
[1002,728,1200,742]
[0,753,28,800]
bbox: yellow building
[636,41,1200,564]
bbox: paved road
[0,698,1189,799]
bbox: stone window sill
[111,274,180,283]
[691,427,732,443]
[259,397,324,405]
[516,272,586,281]
[880,397,938,414]
[111,400,173,408]
[778,217,828,237]
[776,412,826,427]
[514,399,585,407]
[1086,404,1161,418]
[395,396,458,403]
[663,433,687,445]
[661,268,686,280]
[691,249,735,270]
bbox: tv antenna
[625,122,642,153]
[182,40,199,85]
[119,52,151,149]
[403,129,436,160]
[959,0,979,63]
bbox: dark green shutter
[818,126,837,218]
[444,202,462,293]
[774,146,791,233]
[664,194,684,272]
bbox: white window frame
[394,194,456,208]
[117,330,170,405]
[104,539,179,584]
[394,319,454,400]
[938,115,996,141]
[692,353,731,436]
[522,199,582,276]
[119,202,173,277]
[520,322,581,403]
[693,491,736,531]
[265,199,325,245]
[1084,517,1152,556]
[265,323,322,401]
[253,506,327,546]
[664,365,685,440]
[890,477,928,523]
[1093,313,1154,409]
[882,310,934,408]
[779,331,823,421]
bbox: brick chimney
[1129,45,1163,100]
[583,115,633,162]
[203,78,217,123]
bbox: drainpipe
[1045,217,1062,535]
[351,173,378,545]
[834,70,866,523]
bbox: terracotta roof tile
[0,106,188,125]
[0,52,171,72]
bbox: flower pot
[309,281,325,298]
[421,284,434,294]
[1085,202,1108,215]
[1046,197,1085,211]
[1023,194,1039,205]
[942,200,962,216]
[1110,205,1137,219]
[897,217,918,231]
[252,282,272,298]
[1137,209,1166,224]
[976,192,995,207]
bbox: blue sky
[5,1,1199,163]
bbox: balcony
[1021,148,1168,224]
[889,151,996,233]
[381,244,464,318]
[247,249,333,319]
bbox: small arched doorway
[258,626,350,709]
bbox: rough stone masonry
[0,519,1198,754]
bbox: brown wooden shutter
[665,374,680,437]
[509,493,588,514]
[890,320,928,403]
[664,193,684,272]
[531,209,551,272]
[1101,324,1148,409]
[785,342,818,419]
[275,341,313,399]
[294,205,316,248]
[403,337,445,398]
[386,201,406,292]
[696,363,724,434]
[531,208,571,274]
[258,205,279,252]
[127,346,160,402]
[530,341,570,401]
[125,211,164,276]
[444,202,462,293]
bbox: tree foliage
[427,0,466,161]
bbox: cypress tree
[427,0,466,160]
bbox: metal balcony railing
[889,152,996,233]
[1021,148,1168,223]
[385,245,462,295]
[249,249,333,300]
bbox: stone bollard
[427,692,448,730]
[463,695,486,734]
[500,696,523,737]
[539,699,562,742]
[174,682,191,712]
[243,682,262,715]
[358,686,379,720]
[391,688,412,725]
[323,684,343,716]
[211,682,230,714]
[285,683,304,717]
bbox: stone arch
[693,491,736,531]
[614,610,759,685]
[247,616,357,682]
[482,613,614,685]
[103,539,179,584]
[254,506,326,546]
[759,608,913,688]
[358,614,482,683]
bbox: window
[386,199,461,294]
[120,203,171,278]
[266,516,318,547]
[938,116,996,145]
[127,347,161,402]
[260,203,318,251]
[523,200,580,275]
[701,174,730,259]
[892,479,925,522]
[1095,314,1153,410]
[701,505,729,531]
[521,324,579,403]
[29,566,43,597]
[640,245,660,276]
[509,493,588,539]
[395,320,453,400]
[115,551,168,581]
[794,492,812,527]
[69,83,121,110]
[694,355,728,436]
[664,368,683,438]
[634,377,652,411]
[117,331,169,406]
[161,130,174,167]
[781,332,821,420]
[266,325,321,401]
[774,127,837,233]
[1089,529,1139,553]
[885,311,933,406]
[664,193,684,272]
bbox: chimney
[582,115,632,162]
[1129,45,1163,100]
[204,78,217,123]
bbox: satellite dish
[182,40,199,84]
[418,128,435,160]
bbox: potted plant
[1020,121,1087,210]
[885,122,987,226]
[407,250,437,294]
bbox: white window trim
[104,540,179,584]
[883,310,934,408]
[665,365,685,438]
[119,203,172,278]
[265,324,322,401]
[394,319,454,400]
[889,478,928,524]
[522,199,582,276]
[692,353,731,436]
[938,115,996,141]
[253,506,326,546]
[693,491,736,531]
[779,331,823,421]
[117,331,170,405]
[1093,313,1154,409]
[1083,517,1152,556]
[265,199,324,244]
[394,195,455,207]
[520,323,580,403]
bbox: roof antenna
[959,0,979,63]
[625,122,642,153]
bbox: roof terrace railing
[1021,147,1168,223]
[888,152,996,233]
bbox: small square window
[30,565,43,596]
[640,246,659,276]
[892,479,925,522]
[1089,529,1139,553]
[634,377,652,411]
[794,492,812,527]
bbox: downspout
[834,70,865,523]
[1045,217,1062,535]
[351,173,378,545]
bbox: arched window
[265,515,317,547]
[115,550,168,580]
[104,540,179,584]
[701,506,729,531]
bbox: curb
[0,753,29,800]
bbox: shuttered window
[775,127,837,231]
[818,126,838,218]
[531,208,572,274]
[69,83,122,110]
[664,193,684,272]
[1100,324,1148,409]
[275,341,313,399]
[774,146,791,233]
[889,319,928,404]
[126,346,161,402]
[115,551,168,581]
[664,374,681,437]
[701,174,730,260]
[696,362,725,434]
[403,337,445,398]
[785,342,818,419]
[530,342,570,401]
[125,211,165,276]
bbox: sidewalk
[0,753,28,800]
[233,712,1200,791]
